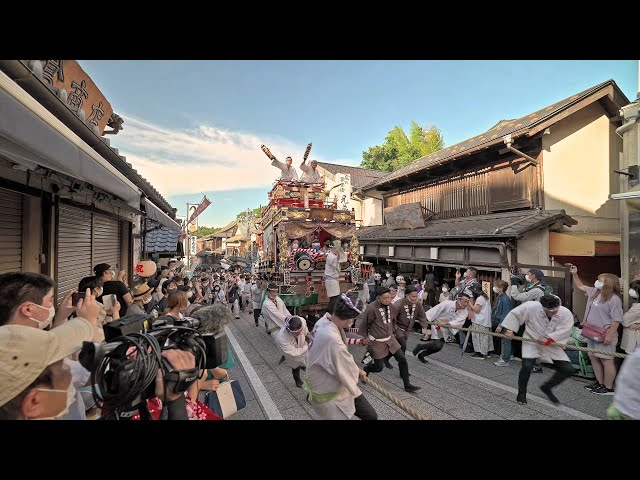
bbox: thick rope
[361,375,430,420]
[424,322,628,359]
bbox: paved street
[224,310,611,420]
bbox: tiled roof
[146,224,180,253]
[356,210,577,241]
[212,220,238,238]
[361,80,623,191]
[316,162,387,189]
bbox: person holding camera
[501,294,575,405]
[571,266,623,396]
[304,294,377,420]
[94,263,133,317]
[77,275,121,342]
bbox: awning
[611,186,640,211]
[549,232,620,256]
[226,234,246,242]
[0,70,140,207]
[143,198,180,232]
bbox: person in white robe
[324,241,342,314]
[299,158,322,184]
[275,315,309,388]
[304,294,377,420]
[412,291,472,363]
[261,282,291,335]
[271,155,299,181]
[501,294,575,405]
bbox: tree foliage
[195,226,221,237]
[361,121,444,172]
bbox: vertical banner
[190,236,198,255]
[336,173,352,211]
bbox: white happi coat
[299,163,322,183]
[275,322,309,369]
[426,300,469,339]
[305,313,362,420]
[501,301,573,363]
[324,251,341,298]
[271,158,299,181]
[261,295,291,332]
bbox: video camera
[78,313,228,419]
[510,274,526,286]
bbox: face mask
[36,382,77,420]
[629,288,639,299]
[594,280,604,290]
[442,288,448,293]
[143,296,152,305]
[187,291,194,299]
[525,275,532,283]
[29,303,56,330]
[167,288,177,295]
[493,287,501,294]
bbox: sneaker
[591,385,614,396]
[532,366,543,373]
[470,353,485,360]
[445,336,456,343]
[584,381,601,391]
[235,316,240,319]
[494,359,511,367]
[540,385,560,404]
[404,384,421,393]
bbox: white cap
[0,318,94,407]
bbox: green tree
[195,226,221,237]
[361,121,444,172]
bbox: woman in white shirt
[467,285,493,359]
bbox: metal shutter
[0,189,23,274]
[57,204,92,303]
[93,211,121,271]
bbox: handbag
[203,375,246,419]
[580,298,608,343]
[580,322,608,343]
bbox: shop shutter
[57,204,93,303]
[0,189,23,274]
[93,211,121,272]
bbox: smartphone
[71,292,86,306]
[102,294,117,311]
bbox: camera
[78,312,228,419]
[510,274,526,286]
[71,292,86,306]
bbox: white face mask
[493,286,501,294]
[525,275,532,283]
[143,296,152,305]
[36,382,77,419]
[594,280,604,290]
[29,303,56,330]
[442,288,448,293]
[629,288,639,299]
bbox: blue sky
[80,60,638,227]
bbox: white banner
[189,235,197,255]
[336,173,352,211]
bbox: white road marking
[225,326,284,420]
[420,355,599,420]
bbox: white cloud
[109,115,331,197]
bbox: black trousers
[253,308,261,324]
[518,358,575,395]
[353,394,378,420]
[365,348,411,387]
[386,334,407,357]
[414,338,445,359]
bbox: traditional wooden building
[356,80,629,315]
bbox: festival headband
[341,293,361,314]
[285,315,303,333]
